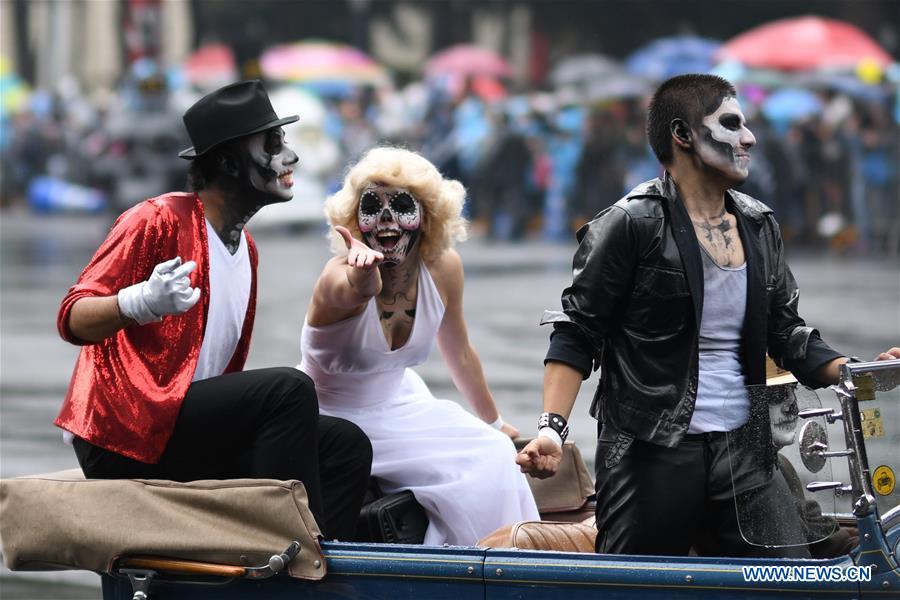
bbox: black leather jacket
[544,175,842,449]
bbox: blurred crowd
[2,54,898,256]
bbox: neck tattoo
[214,199,262,255]
[692,206,733,248]
[381,259,416,292]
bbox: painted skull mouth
[773,417,797,433]
[277,169,294,188]
[376,229,403,250]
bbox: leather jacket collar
[625,172,773,226]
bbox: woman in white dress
[299,147,539,545]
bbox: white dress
[299,262,539,546]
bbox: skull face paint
[357,184,421,267]
[694,96,756,184]
[244,127,299,204]
[768,387,800,449]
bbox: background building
[3,0,897,94]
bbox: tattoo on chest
[378,292,416,323]
[692,207,742,267]
[378,291,416,349]
[380,308,417,321]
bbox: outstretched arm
[435,249,519,438]
[307,226,384,325]
[813,347,900,386]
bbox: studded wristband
[538,412,569,444]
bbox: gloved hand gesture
[117,257,201,325]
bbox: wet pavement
[1,208,898,598]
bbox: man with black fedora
[55,80,372,540]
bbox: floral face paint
[695,96,756,184]
[245,127,299,204]
[357,184,421,267]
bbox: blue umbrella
[761,88,823,123]
[625,36,722,81]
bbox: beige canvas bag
[0,469,326,580]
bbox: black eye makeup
[390,192,417,214]
[360,191,382,215]
[264,129,284,155]
[719,114,743,130]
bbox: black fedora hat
[178,80,298,159]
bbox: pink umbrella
[184,43,238,88]
[718,16,893,71]
[425,44,512,78]
[471,75,506,102]
[260,40,388,85]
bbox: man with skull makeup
[298,146,539,546]
[55,81,372,540]
[517,74,900,557]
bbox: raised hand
[117,256,201,325]
[336,225,384,270]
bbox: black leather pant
[73,367,372,540]
[594,424,811,558]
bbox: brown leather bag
[479,519,597,553]
[0,469,326,579]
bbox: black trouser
[594,426,810,558]
[73,367,372,540]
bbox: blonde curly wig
[324,146,468,263]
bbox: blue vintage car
[4,360,899,599]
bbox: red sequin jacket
[55,192,258,463]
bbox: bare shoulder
[426,248,464,306]
[427,248,464,286]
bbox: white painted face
[695,96,756,183]
[357,184,422,267]
[768,388,799,449]
[245,127,299,204]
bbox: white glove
[117,257,201,325]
